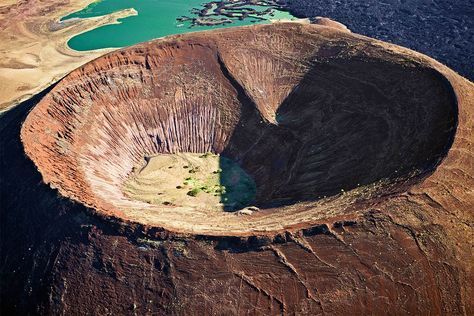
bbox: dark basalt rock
[286,0,474,80]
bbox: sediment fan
[11,22,473,314]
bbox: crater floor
[124,153,256,212]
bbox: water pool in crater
[63,0,297,51]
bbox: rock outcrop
[2,23,473,314]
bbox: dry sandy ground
[0,0,136,111]
[124,153,256,213]
[124,153,227,212]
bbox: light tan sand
[0,0,16,7]
[124,153,225,212]
[124,153,256,213]
[0,0,137,111]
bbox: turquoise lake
[63,0,297,51]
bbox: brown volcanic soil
[1,23,473,314]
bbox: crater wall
[21,23,458,234]
[1,23,472,314]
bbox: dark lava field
[287,0,474,80]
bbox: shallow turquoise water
[63,0,296,51]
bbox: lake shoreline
[0,0,137,111]
[64,0,296,51]
[178,0,289,27]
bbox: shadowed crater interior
[20,24,457,233]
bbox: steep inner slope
[20,24,457,234]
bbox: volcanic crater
[20,23,458,235]
[3,22,473,315]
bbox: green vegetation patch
[123,152,256,211]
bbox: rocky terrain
[178,0,287,27]
[2,22,473,314]
[286,0,474,81]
